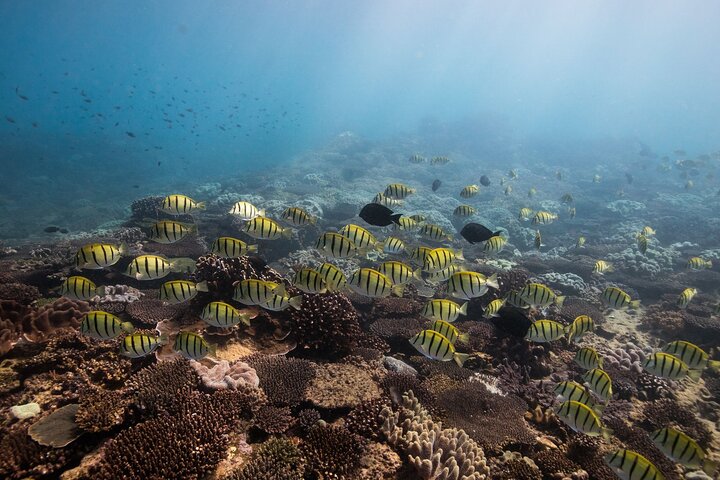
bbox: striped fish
[483,298,505,318]
[282,207,316,226]
[419,223,452,242]
[59,276,105,301]
[642,352,701,381]
[395,217,418,231]
[460,185,479,198]
[125,255,196,280]
[555,400,612,438]
[568,207,576,219]
[409,214,426,223]
[525,319,565,342]
[519,208,533,221]
[243,217,291,240]
[120,333,165,358]
[686,257,712,270]
[483,235,506,254]
[430,156,450,165]
[340,224,379,250]
[574,347,603,370]
[211,236,258,258]
[583,368,613,401]
[161,194,205,215]
[379,261,421,285]
[316,232,358,258]
[504,185,512,195]
[347,268,403,298]
[75,243,127,269]
[534,230,542,250]
[637,233,648,254]
[80,311,134,340]
[605,449,664,480]
[229,201,264,220]
[384,183,416,199]
[453,205,475,217]
[421,299,468,323]
[426,264,460,284]
[410,246,433,264]
[201,301,251,328]
[528,187,537,197]
[409,330,469,366]
[174,331,216,360]
[601,287,639,309]
[429,319,467,345]
[532,211,557,225]
[409,154,426,164]
[566,315,594,343]
[650,427,717,475]
[149,220,197,244]
[592,260,613,274]
[318,263,347,292]
[505,290,530,309]
[259,291,302,311]
[293,268,327,294]
[642,226,656,236]
[383,236,407,254]
[677,287,697,309]
[661,340,709,370]
[423,247,464,273]
[576,236,586,248]
[372,192,403,208]
[518,283,565,308]
[553,381,604,414]
[159,280,208,304]
[448,271,499,300]
[233,279,284,306]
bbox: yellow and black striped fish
[637,233,648,254]
[687,257,712,270]
[426,264,460,284]
[453,205,475,217]
[125,255,196,280]
[421,299,468,322]
[519,208,533,221]
[592,260,613,274]
[419,223,452,242]
[318,263,347,292]
[159,280,208,304]
[583,368,613,401]
[59,276,105,301]
[642,226,656,236]
[243,216,291,240]
[259,290,303,311]
[119,333,165,358]
[448,271,499,300]
[384,183,416,199]
[568,207,576,219]
[211,237,258,258]
[532,211,557,225]
[483,235,506,254]
[534,230,542,250]
[661,340,711,371]
[525,319,565,342]
[233,279,284,306]
[410,246,433,264]
[429,319,467,345]
[395,217,418,231]
[409,329,469,366]
[553,381,604,414]
[293,268,327,294]
[348,268,402,298]
[504,290,530,309]
[340,224,379,250]
[574,346,603,370]
[379,261,421,285]
[483,298,505,318]
[642,352,701,381]
[601,287,639,309]
[80,311,134,340]
[430,156,450,165]
[605,449,663,480]
[555,400,612,438]
[282,207,317,226]
[201,301,252,328]
[228,201,264,220]
[372,192,403,208]
[518,283,565,308]
[174,331,216,360]
[650,427,717,475]
[566,315,594,343]
[460,185,479,198]
[150,220,197,244]
[75,243,128,269]
[576,236,586,248]
[161,194,205,215]
[423,247,463,273]
[316,232,358,258]
[383,236,407,254]
[409,154,426,164]
[409,214,426,223]
[677,287,697,308]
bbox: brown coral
[252,404,294,434]
[227,437,306,480]
[76,387,129,433]
[244,354,316,407]
[125,298,191,325]
[289,292,363,356]
[305,363,381,409]
[302,425,367,480]
[125,358,199,415]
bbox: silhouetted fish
[126,132,135,138]
[459,223,503,244]
[480,175,491,186]
[432,179,441,192]
[44,226,61,233]
[359,203,402,227]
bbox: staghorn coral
[380,390,489,480]
[289,292,362,356]
[244,354,316,407]
[252,404,294,434]
[345,397,392,440]
[566,435,616,480]
[190,359,259,390]
[75,387,129,433]
[533,449,587,479]
[227,437,306,480]
[302,424,367,480]
[125,358,199,415]
[305,362,381,409]
[125,297,191,325]
[297,408,323,432]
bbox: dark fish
[479,175,491,186]
[5,116,16,124]
[432,179,441,192]
[126,131,135,138]
[459,223,503,244]
[44,226,60,233]
[359,203,402,227]
[15,87,28,101]
[60,228,68,234]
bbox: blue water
[1,1,719,239]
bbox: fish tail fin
[601,427,613,441]
[454,249,465,260]
[289,295,303,310]
[702,460,718,476]
[95,285,106,297]
[707,360,720,373]
[391,284,405,297]
[458,302,468,315]
[196,280,209,292]
[247,244,258,253]
[171,257,197,273]
[687,368,702,382]
[458,333,469,344]
[238,313,252,326]
[412,268,423,280]
[486,273,499,290]
[272,284,287,297]
[196,202,206,210]
[555,295,566,307]
[121,322,135,334]
[390,213,403,225]
[592,403,606,415]
[707,260,713,268]
[453,352,470,368]
[188,223,199,234]
[281,228,293,239]
[629,300,640,309]
[257,209,266,217]
[118,243,129,255]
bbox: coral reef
[289,292,363,356]
[244,354,316,407]
[126,358,199,415]
[190,359,259,390]
[302,425,368,479]
[305,362,381,409]
[227,437,307,480]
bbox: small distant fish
[5,116,16,124]
[159,280,208,304]
[576,236,586,248]
[643,352,701,381]
[15,86,29,100]
[592,260,614,274]
[483,298,505,318]
[211,237,258,258]
[423,247,463,273]
[384,183,416,199]
[555,170,563,181]
[395,216,418,231]
[478,175,490,187]
[430,156,450,165]
[508,169,518,179]
[229,201,264,220]
[601,287,639,310]
[293,268,327,294]
[566,315,594,343]
[409,330,469,366]
[149,220,196,244]
[243,217,291,240]
[359,203,402,227]
[568,207,576,219]
[555,400,612,438]
[409,214,426,222]
[44,226,62,233]
[532,211,557,225]
[625,172,633,184]
[383,236,407,254]
[75,243,128,269]
[447,271,499,300]
[459,223,503,244]
[120,333,165,358]
[650,427,717,475]
[161,194,205,215]
[429,319,467,345]
[687,257,712,270]
[379,261,420,285]
[347,268,402,298]
[282,207,316,226]
[527,187,537,198]
[534,230,542,250]
[583,368,613,401]
[201,301,251,328]
[636,233,648,254]
[233,279,284,305]
[174,332,216,360]
[453,205,475,217]
[519,208,533,221]
[518,283,564,308]
[318,263,347,292]
[605,449,662,480]
[575,346,603,370]
[126,255,196,280]
[460,185,479,198]
[677,287,697,309]
[641,226,656,236]
[60,276,105,301]
[504,185,512,195]
[592,174,601,183]
[483,235,506,254]
[685,180,694,189]
[409,154,426,164]
[525,319,565,343]
[419,223,452,242]
[560,193,574,204]
[80,311,134,340]
[126,131,136,138]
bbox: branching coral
[345,397,391,440]
[227,437,307,480]
[244,354,316,407]
[305,362,381,409]
[125,358,199,415]
[252,404,294,434]
[289,292,362,356]
[76,387,129,432]
[302,425,367,480]
[125,298,191,325]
